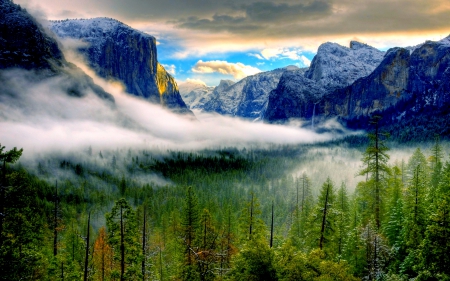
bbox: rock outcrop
[264,41,385,122]
[50,18,191,114]
[193,67,298,120]
[0,0,113,102]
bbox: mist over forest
[2,0,450,279]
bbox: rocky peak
[50,18,191,114]
[0,0,113,102]
[305,41,385,90]
[215,80,235,92]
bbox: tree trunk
[84,212,91,281]
[270,201,274,248]
[54,181,58,256]
[120,206,125,281]
[319,183,330,250]
[142,208,146,281]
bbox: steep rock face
[179,80,214,110]
[328,37,450,122]
[324,47,411,118]
[305,41,385,90]
[50,18,191,114]
[262,69,322,122]
[408,38,450,107]
[0,0,113,102]
[0,0,63,71]
[199,67,297,119]
[264,41,384,122]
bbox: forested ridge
[1,128,450,280]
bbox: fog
[0,51,353,159]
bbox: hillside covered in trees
[1,123,450,280]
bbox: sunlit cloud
[162,64,176,75]
[192,60,261,79]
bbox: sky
[14,0,450,86]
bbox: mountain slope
[198,67,299,119]
[0,0,113,102]
[50,18,191,114]
[264,41,385,122]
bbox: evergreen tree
[106,198,142,280]
[180,186,200,280]
[308,177,336,256]
[358,116,391,230]
[416,161,450,280]
[336,182,350,262]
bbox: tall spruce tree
[106,198,142,281]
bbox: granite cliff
[0,0,113,102]
[264,41,384,122]
[50,18,191,114]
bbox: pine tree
[358,116,391,230]
[417,161,450,280]
[0,144,23,245]
[180,186,200,280]
[336,182,350,262]
[400,148,429,277]
[308,177,336,256]
[106,198,142,280]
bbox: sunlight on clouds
[162,64,176,75]
[192,60,261,79]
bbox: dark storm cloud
[172,1,332,34]
[15,0,450,41]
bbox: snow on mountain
[199,66,299,120]
[49,18,191,114]
[305,41,385,91]
[264,41,385,122]
[178,80,214,109]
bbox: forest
[1,122,450,281]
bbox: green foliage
[228,238,277,281]
[106,198,142,280]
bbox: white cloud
[261,48,282,60]
[162,64,176,75]
[248,53,265,60]
[184,78,207,86]
[192,60,261,79]
[300,55,311,67]
[259,47,310,65]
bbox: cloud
[257,47,311,66]
[183,78,207,86]
[192,60,261,79]
[300,55,312,67]
[248,53,264,60]
[173,1,332,34]
[0,62,342,159]
[162,64,176,75]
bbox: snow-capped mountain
[305,41,385,90]
[195,66,299,120]
[178,80,215,109]
[50,18,191,114]
[0,0,113,102]
[264,41,385,122]
[264,36,450,140]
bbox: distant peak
[284,65,300,71]
[350,41,370,50]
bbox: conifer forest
[1,125,450,281]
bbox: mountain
[196,66,299,120]
[0,0,113,102]
[339,37,450,140]
[264,41,385,122]
[178,79,215,110]
[49,18,191,114]
[264,36,450,140]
